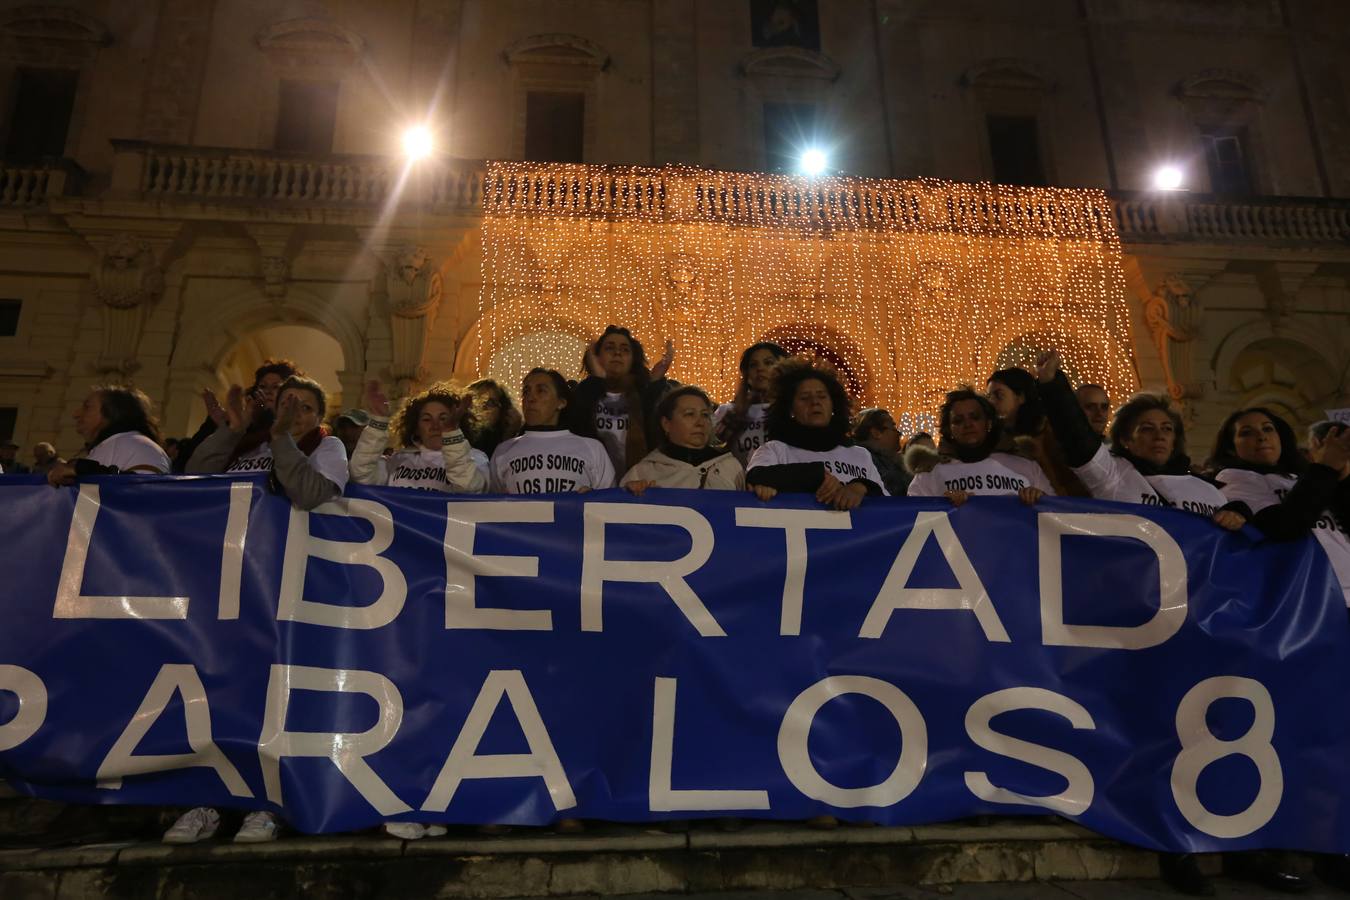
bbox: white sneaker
[384,822,427,840]
[234,811,280,843]
[163,807,220,844]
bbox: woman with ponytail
[714,341,788,465]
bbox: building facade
[0,0,1347,457]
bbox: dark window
[0,408,14,443]
[274,80,339,154]
[0,299,18,336]
[763,102,818,173]
[986,115,1046,186]
[524,91,585,163]
[1202,131,1253,195]
[751,0,821,50]
[4,68,78,163]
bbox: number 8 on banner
[1170,676,1283,839]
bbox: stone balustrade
[0,159,80,207]
[4,144,1346,247]
[1112,190,1350,244]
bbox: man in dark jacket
[852,408,910,497]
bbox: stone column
[384,245,445,394]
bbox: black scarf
[774,418,845,452]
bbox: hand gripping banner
[1,474,1348,852]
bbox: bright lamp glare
[1153,165,1184,191]
[402,126,434,161]
[800,148,828,176]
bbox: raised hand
[583,345,604,378]
[202,389,227,427]
[448,393,473,430]
[651,339,676,380]
[224,385,249,431]
[1311,424,1350,476]
[364,379,390,417]
[270,392,297,438]
[1034,350,1061,384]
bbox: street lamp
[799,148,828,177]
[1152,165,1184,191]
[402,125,434,161]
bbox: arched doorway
[484,330,591,399]
[1227,337,1341,431]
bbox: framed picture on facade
[750,0,820,50]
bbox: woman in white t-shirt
[746,359,886,511]
[349,379,487,493]
[491,368,615,494]
[186,375,348,511]
[1207,408,1350,602]
[47,386,170,485]
[714,341,787,466]
[623,386,746,494]
[568,325,673,476]
[1035,351,1246,530]
[906,388,1052,506]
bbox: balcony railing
[110,141,483,211]
[0,159,80,207]
[1112,191,1350,244]
[15,144,1350,247]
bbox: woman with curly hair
[568,325,674,476]
[47,386,170,485]
[1208,408,1350,600]
[464,378,523,458]
[623,386,746,494]
[714,341,787,465]
[745,359,885,511]
[905,388,1051,506]
[349,379,487,492]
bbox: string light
[476,162,1139,424]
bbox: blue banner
[1,474,1348,852]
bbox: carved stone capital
[261,256,289,299]
[92,234,164,310]
[387,244,443,319]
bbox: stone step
[0,797,1196,900]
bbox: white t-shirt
[87,432,170,474]
[746,440,891,496]
[1073,443,1226,515]
[379,445,490,492]
[1217,468,1350,603]
[594,391,630,474]
[490,429,616,494]
[225,435,350,491]
[713,401,770,465]
[908,452,1054,498]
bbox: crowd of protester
[4,327,1350,893]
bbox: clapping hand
[224,385,252,432]
[1034,350,1061,384]
[364,380,390,417]
[270,392,298,438]
[202,389,227,427]
[651,339,676,380]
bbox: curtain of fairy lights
[476,162,1138,431]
